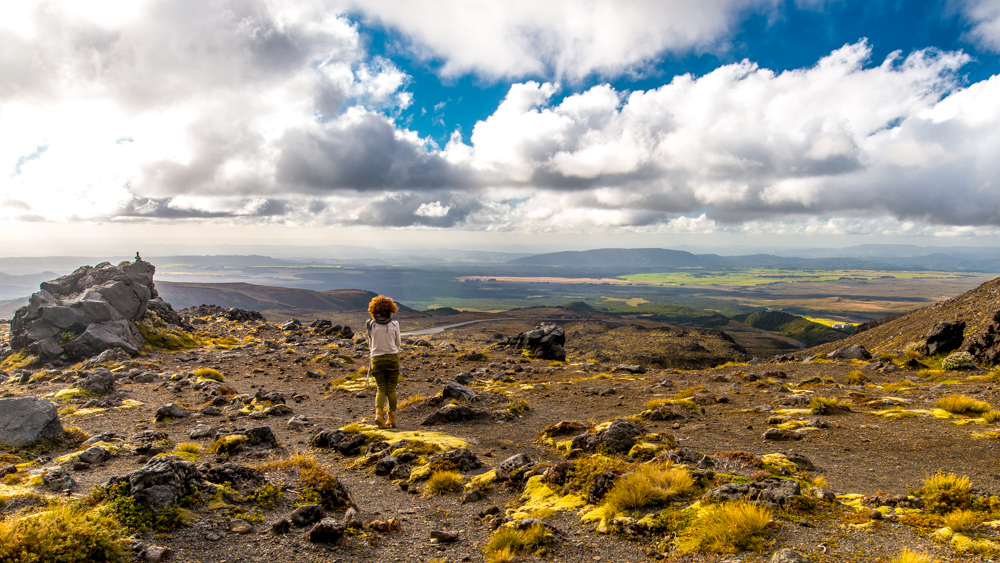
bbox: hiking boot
[375,408,388,429]
[387,411,396,429]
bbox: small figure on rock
[135,251,141,261]
[366,295,402,429]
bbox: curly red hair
[368,295,398,317]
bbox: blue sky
[373,0,1000,148]
[2,0,1000,255]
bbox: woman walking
[366,295,401,429]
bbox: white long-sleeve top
[368,319,401,357]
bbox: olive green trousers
[371,353,400,411]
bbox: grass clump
[918,472,973,514]
[942,351,977,370]
[983,410,1000,423]
[299,462,354,509]
[425,470,463,496]
[646,397,697,410]
[845,370,869,385]
[193,367,225,382]
[206,434,246,456]
[398,395,429,410]
[603,463,694,512]
[675,500,772,554]
[0,501,130,563]
[484,523,552,562]
[890,549,941,563]
[810,396,851,414]
[505,400,530,419]
[935,394,991,415]
[942,509,981,532]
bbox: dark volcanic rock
[705,478,801,507]
[922,320,966,356]
[965,311,1000,365]
[441,381,477,402]
[827,344,871,361]
[309,518,346,544]
[290,504,326,527]
[224,308,266,322]
[111,456,205,512]
[502,323,566,361]
[571,418,643,454]
[427,448,483,472]
[420,404,490,425]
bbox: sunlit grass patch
[845,370,869,385]
[810,396,851,414]
[919,472,973,514]
[936,394,992,415]
[942,509,982,533]
[510,475,587,520]
[675,500,773,554]
[603,463,694,512]
[646,398,697,410]
[890,549,941,563]
[193,368,225,382]
[425,470,463,496]
[484,523,552,563]
[0,501,129,562]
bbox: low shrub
[810,396,851,415]
[942,509,981,533]
[845,370,868,385]
[942,351,977,370]
[603,463,694,512]
[484,523,551,562]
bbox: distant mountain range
[511,247,1000,272]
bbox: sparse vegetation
[810,396,852,414]
[942,351,977,370]
[890,549,941,563]
[918,472,973,514]
[845,370,869,385]
[484,523,552,562]
[0,501,129,562]
[603,463,694,512]
[193,367,225,381]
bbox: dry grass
[890,549,941,563]
[845,370,869,385]
[676,501,772,554]
[943,509,981,532]
[919,472,973,514]
[398,395,430,410]
[935,394,991,415]
[484,523,551,562]
[193,367,225,382]
[0,501,129,562]
[425,470,463,495]
[603,463,694,512]
[810,396,852,414]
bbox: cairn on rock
[9,258,183,360]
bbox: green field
[619,269,978,286]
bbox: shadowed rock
[0,397,63,447]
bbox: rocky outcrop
[570,418,643,454]
[9,259,181,360]
[0,396,63,447]
[964,311,1000,365]
[922,321,966,356]
[502,323,566,361]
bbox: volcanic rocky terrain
[5,263,1000,563]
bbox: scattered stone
[244,426,278,446]
[343,507,362,529]
[441,381,477,402]
[455,372,474,385]
[189,424,216,440]
[204,464,265,493]
[270,518,292,535]
[309,518,346,544]
[78,445,111,465]
[496,453,534,481]
[228,519,252,534]
[457,352,487,361]
[142,546,173,562]
[75,368,118,395]
[763,428,802,441]
[615,364,646,374]
[224,308,265,322]
[154,403,189,422]
[0,396,63,447]
[200,406,222,416]
[420,404,489,425]
[784,451,815,471]
[430,530,458,542]
[770,548,810,563]
[571,418,643,454]
[291,504,326,527]
[827,344,872,361]
[110,456,203,512]
[42,466,76,491]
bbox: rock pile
[9,258,182,360]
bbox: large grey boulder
[827,344,871,361]
[9,259,176,360]
[570,418,643,454]
[441,381,477,402]
[0,397,63,447]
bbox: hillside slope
[156,282,413,315]
[808,275,1000,357]
[733,311,848,348]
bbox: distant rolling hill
[511,248,717,269]
[155,282,415,316]
[732,311,849,348]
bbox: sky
[2,0,1000,256]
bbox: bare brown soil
[5,298,1000,563]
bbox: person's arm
[394,320,402,350]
